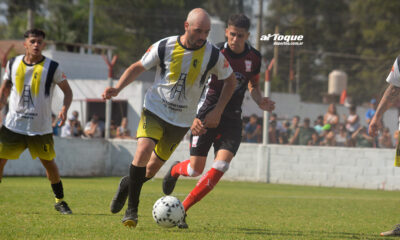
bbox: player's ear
[225,28,229,38]
[245,31,250,41]
[23,39,27,49]
[184,21,189,31]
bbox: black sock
[143,176,153,183]
[127,165,146,212]
[51,181,64,199]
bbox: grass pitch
[1,177,400,240]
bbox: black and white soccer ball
[152,196,185,228]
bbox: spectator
[279,120,291,144]
[71,110,83,136]
[244,114,261,143]
[324,103,339,128]
[51,113,59,136]
[116,117,134,139]
[394,130,399,147]
[320,124,336,146]
[288,115,300,145]
[84,114,102,138]
[270,113,285,134]
[379,127,393,148]
[335,124,348,147]
[352,126,374,148]
[365,98,377,126]
[60,115,83,138]
[60,115,76,137]
[345,105,359,147]
[290,118,315,145]
[110,120,117,138]
[313,115,324,135]
[268,120,279,144]
[309,132,321,146]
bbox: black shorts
[190,117,242,157]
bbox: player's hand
[191,118,207,136]
[102,87,119,100]
[258,97,275,112]
[203,108,222,128]
[368,116,382,137]
[57,109,67,127]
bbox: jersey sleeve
[209,52,233,80]
[140,41,161,70]
[3,60,11,82]
[386,56,400,87]
[53,66,67,84]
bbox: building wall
[3,138,399,191]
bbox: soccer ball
[152,196,185,228]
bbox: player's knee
[135,147,153,160]
[212,160,230,173]
[187,164,201,177]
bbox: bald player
[103,8,237,228]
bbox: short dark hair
[227,14,250,31]
[24,29,46,39]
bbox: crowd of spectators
[53,111,134,139]
[242,100,397,148]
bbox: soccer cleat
[381,224,400,236]
[177,214,188,229]
[110,175,129,213]
[162,161,180,195]
[122,208,138,228]
[54,201,72,215]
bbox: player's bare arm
[203,72,237,128]
[57,80,73,127]
[369,84,400,137]
[102,61,146,100]
[248,75,275,112]
[0,80,12,111]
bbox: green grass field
[1,177,400,240]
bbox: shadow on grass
[236,228,385,240]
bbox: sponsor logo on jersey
[62,72,67,81]
[245,60,252,72]
[223,59,229,68]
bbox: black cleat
[122,208,138,228]
[110,175,129,214]
[162,161,180,195]
[55,201,72,215]
[177,214,188,229]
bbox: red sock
[171,159,190,178]
[182,168,224,211]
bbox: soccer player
[103,8,237,228]
[0,29,73,214]
[369,55,400,236]
[162,14,275,228]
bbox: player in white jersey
[103,8,237,228]
[369,56,400,236]
[0,29,73,214]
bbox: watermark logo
[260,33,304,46]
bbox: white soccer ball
[152,196,185,228]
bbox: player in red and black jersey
[163,14,275,228]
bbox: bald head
[186,8,210,27]
[181,8,211,49]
